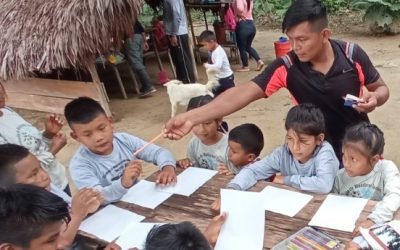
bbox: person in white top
[199,30,235,96]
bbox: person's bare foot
[256,61,265,71]
[236,67,250,72]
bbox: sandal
[256,62,265,71]
[236,67,250,72]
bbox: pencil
[133,132,164,156]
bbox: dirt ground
[18,27,400,191]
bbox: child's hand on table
[177,158,192,169]
[204,212,228,247]
[43,114,64,139]
[352,218,375,237]
[211,198,221,211]
[217,163,234,176]
[272,175,285,184]
[121,160,142,188]
[71,188,102,219]
[156,165,176,185]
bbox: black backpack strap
[345,42,355,64]
[281,54,293,69]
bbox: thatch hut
[0,0,143,114]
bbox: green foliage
[351,0,400,33]
[253,0,292,21]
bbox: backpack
[224,5,236,31]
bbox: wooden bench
[3,78,111,116]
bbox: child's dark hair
[199,30,216,43]
[285,103,325,136]
[187,95,228,133]
[282,0,328,33]
[0,144,30,187]
[229,123,264,156]
[0,184,70,248]
[343,122,385,157]
[145,222,212,250]
[187,95,213,111]
[64,97,106,126]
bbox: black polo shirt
[252,39,380,158]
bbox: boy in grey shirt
[65,97,176,203]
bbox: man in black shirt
[164,0,389,161]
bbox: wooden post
[185,5,199,81]
[88,62,112,117]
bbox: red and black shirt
[252,39,380,158]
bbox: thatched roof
[0,0,143,81]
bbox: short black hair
[343,122,385,157]
[199,30,216,43]
[187,95,213,111]
[145,222,212,250]
[64,97,106,126]
[0,184,70,248]
[282,0,328,33]
[285,103,325,136]
[229,123,264,156]
[0,144,30,187]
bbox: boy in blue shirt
[65,97,176,203]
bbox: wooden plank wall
[3,78,110,115]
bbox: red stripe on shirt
[265,65,288,97]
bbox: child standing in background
[333,122,400,250]
[218,123,264,175]
[177,95,228,170]
[199,30,235,96]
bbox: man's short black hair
[0,144,30,187]
[228,123,264,156]
[64,97,106,126]
[199,30,216,43]
[145,222,212,250]
[0,184,70,248]
[285,103,325,136]
[282,0,328,33]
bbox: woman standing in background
[233,0,264,72]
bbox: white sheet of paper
[215,189,265,250]
[116,223,163,250]
[308,194,368,232]
[261,186,313,217]
[79,205,145,242]
[121,180,173,209]
[157,167,217,196]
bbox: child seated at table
[144,213,227,249]
[228,103,338,191]
[199,30,235,96]
[177,95,229,171]
[0,184,121,250]
[0,143,103,250]
[64,97,176,203]
[218,123,264,175]
[332,122,400,250]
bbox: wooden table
[82,168,400,249]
